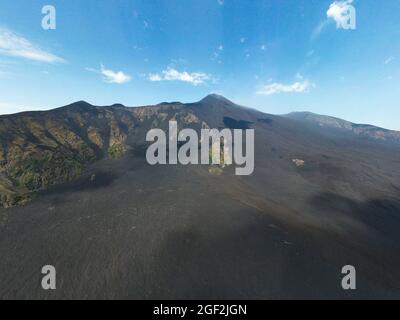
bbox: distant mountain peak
[72,100,93,107]
[61,100,93,109]
[110,103,126,108]
[200,94,234,105]
[157,101,183,106]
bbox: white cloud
[326,0,354,28]
[240,37,246,43]
[100,65,131,83]
[148,67,211,86]
[311,20,331,40]
[384,56,395,65]
[148,73,162,81]
[87,64,131,84]
[0,27,65,63]
[217,0,224,5]
[257,80,313,96]
[218,45,224,51]
[312,0,355,40]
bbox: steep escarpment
[0,102,137,207]
[0,100,208,207]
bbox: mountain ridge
[285,111,400,144]
[2,96,398,133]
[0,95,399,208]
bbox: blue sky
[0,0,399,129]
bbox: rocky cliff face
[0,100,207,207]
[0,102,133,207]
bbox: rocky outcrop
[0,102,136,207]
[0,100,212,207]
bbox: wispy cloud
[148,67,211,86]
[217,0,224,6]
[311,20,331,41]
[257,80,314,96]
[211,45,224,63]
[384,56,395,65]
[87,64,131,84]
[0,27,65,63]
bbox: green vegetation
[0,192,33,208]
[0,104,131,208]
[108,143,125,159]
[9,151,85,191]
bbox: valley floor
[0,154,399,299]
